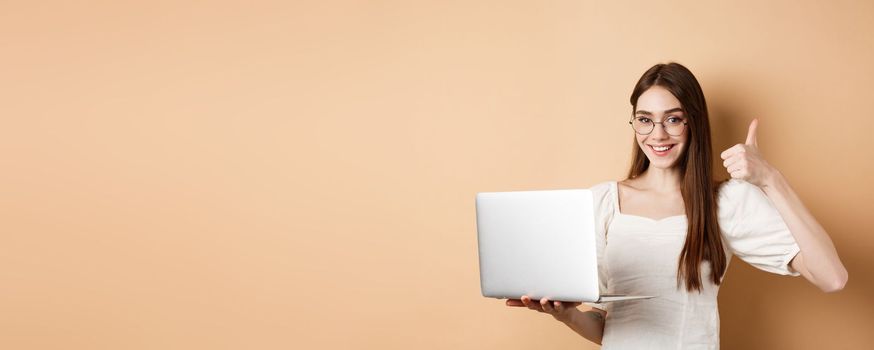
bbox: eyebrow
[635,108,685,115]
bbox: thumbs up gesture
[719,119,777,187]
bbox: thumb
[745,118,759,147]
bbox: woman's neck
[633,166,683,192]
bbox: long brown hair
[627,62,726,292]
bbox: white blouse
[588,179,801,350]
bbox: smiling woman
[626,66,725,293]
[506,62,848,349]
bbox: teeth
[652,145,672,151]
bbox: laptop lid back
[476,189,600,302]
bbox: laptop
[475,188,653,303]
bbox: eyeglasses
[629,116,687,136]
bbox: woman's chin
[646,158,679,169]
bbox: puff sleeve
[718,179,801,276]
[587,181,615,309]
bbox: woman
[506,62,848,348]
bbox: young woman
[506,62,848,348]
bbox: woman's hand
[506,295,581,323]
[720,119,778,188]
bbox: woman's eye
[636,117,652,123]
[667,117,683,124]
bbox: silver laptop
[475,188,653,303]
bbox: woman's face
[633,86,689,170]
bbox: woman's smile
[648,144,676,156]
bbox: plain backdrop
[2,1,873,349]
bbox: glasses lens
[665,120,685,136]
[631,118,653,134]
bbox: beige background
[2,1,873,349]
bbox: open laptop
[475,188,653,303]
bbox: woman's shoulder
[588,180,618,228]
[589,180,615,194]
[588,179,619,213]
[588,179,620,200]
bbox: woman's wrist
[554,307,582,324]
[557,308,606,345]
[761,167,786,193]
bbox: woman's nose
[650,123,670,139]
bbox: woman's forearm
[560,308,605,345]
[762,170,848,292]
